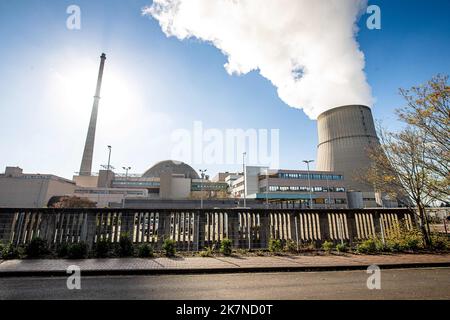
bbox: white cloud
[143,0,373,119]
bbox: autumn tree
[49,196,97,208]
[397,74,449,201]
[363,75,450,246]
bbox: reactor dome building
[142,160,200,179]
[316,105,380,193]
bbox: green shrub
[94,239,110,258]
[385,239,401,252]
[284,239,298,253]
[269,239,282,253]
[67,242,88,259]
[0,243,4,259]
[1,243,20,260]
[322,240,334,253]
[336,242,348,253]
[382,223,423,252]
[299,241,316,251]
[137,243,153,258]
[162,239,176,257]
[430,234,449,251]
[220,238,232,256]
[117,233,134,257]
[57,243,69,258]
[25,237,49,258]
[199,247,213,257]
[356,239,378,254]
[401,237,421,251]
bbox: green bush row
[1,231,447,260]
[198,238,233,257]
[0,234,171,260]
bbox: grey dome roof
[142,160,200,179]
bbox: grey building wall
[0,174,76,208]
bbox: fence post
[259,211,270,249]
[373,211,381,235]
[345,212,358,246]
[319,212,330,243]
[227,211,240,249]
[85,212,97,248]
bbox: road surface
[0,268,449,300]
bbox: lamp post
[302,160,314,209]
[199,169,207,209]
[265,168,269,209]
[121,166,131,208]
[105,145,112,190]
[242,152,247,208]
[122,166,131,181]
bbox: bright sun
[48,57,140,129]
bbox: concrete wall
[73,175,99,188]
[0,176,75,208]
[169,177,191,199]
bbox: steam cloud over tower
[316,105,379,192]
[79,53,106,176]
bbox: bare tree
[397,74,450,201]
[362,75,450,246]
[365,127,436,245]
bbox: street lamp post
[122,166,131,208]
[105,145,112,190]
[242,152,247,208]
[302,160,314,209]
[199,169,207,209]
[265,169,269,209]
[122,166,131,181]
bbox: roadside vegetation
[1,227,448,261]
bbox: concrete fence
[0,208,415,250]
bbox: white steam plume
[143,0,373,119]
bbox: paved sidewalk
[0,253,449,277]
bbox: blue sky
[0,0,449,179]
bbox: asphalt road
[0,268,449,300]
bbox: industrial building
[0,167,76,208]
[228,166,348,209]
[73,160,228,207]
[0,55,399,209]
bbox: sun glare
[48,57,140,130]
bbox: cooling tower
[316,105,379,192]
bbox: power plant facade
[316,105,379,193]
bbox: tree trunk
[418,205,431,247]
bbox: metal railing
[0,208,414,250]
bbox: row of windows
[191,183,228,191]
[263,186,345,193]
[277,173,343,181]
[113,181,160,187]
[75,189,146,195]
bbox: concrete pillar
[319,212,330,243]
[346,212,358,246]
[227,212,240,248]
[259,212,270,249]
[85,212,98,247]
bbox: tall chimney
[79,53,106,176]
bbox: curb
[0,262,449,278]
